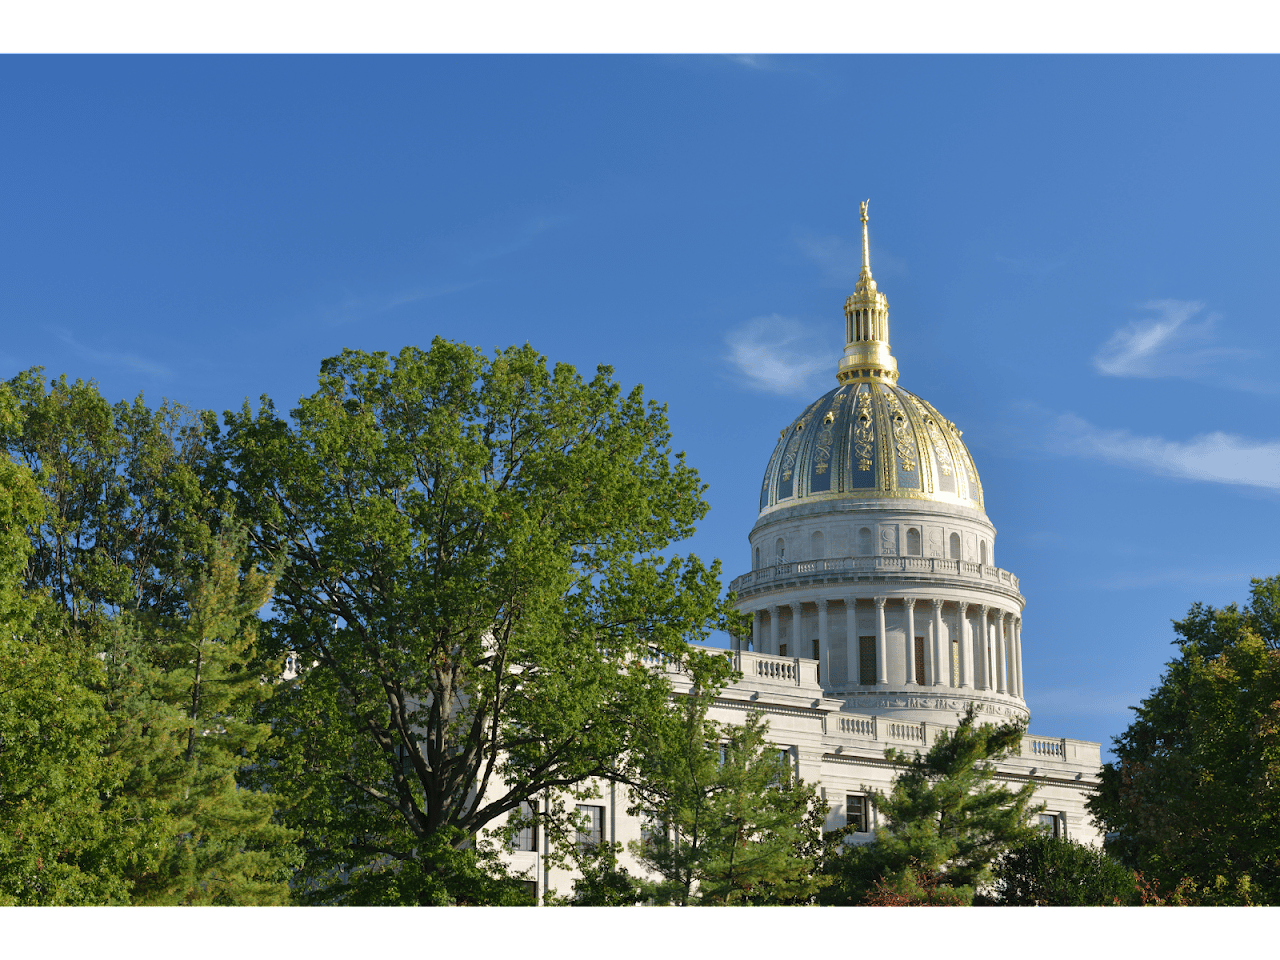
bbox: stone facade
[492,202,1102,903]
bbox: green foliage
[549,841,654,906]
[0,404,132,904]
[1,371,296,904]
[1089,576,1280,904]
[821,705,1040,906]
[627,687,826,905]
[994,834,1137,906]
[223,341,737,904]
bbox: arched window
[906,528,921,556]
[949,532,961,560]
[857,527,873,556]
[811,530,825,560]
[980,540,988,566]
[775,538,786,564]
[754,546,760,570]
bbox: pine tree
[627,685,825,905]
[130,519,299,904]
[822,704,1041,905]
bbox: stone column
[817,598,829,687]
[957,601,972,689]
[752,610,763,653]
[904,598,917,684]
[874,596,887,685]
[995,611,1008,695]
[789,602,804,660]
[977,605,989,690]
[846,598,859,685]
[1014,617,1024,698]
[931,598,945,686]
[768,605,779,656]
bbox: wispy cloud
[1049,410,1280,490]
[319,282,481,328]
[1093,299,1251,379]
[795,230,905,286]
[53,329,171,378]
[460,214,569,266]
[724,315,838,397]
[315,214,567,328]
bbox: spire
[860,199,871,278]
[838,198,899,385]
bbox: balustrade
[1024,737,1066,758]
[730,555,1020,595]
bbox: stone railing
[732,650,818,687]
[728,555,1020,596]
[834,714,925,745]
[1023,736,1067,759]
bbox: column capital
[957,600,969,613]
[903,596,916,610]
[816,597,829,611]
[931,597,944,610]
[873,595,887,608]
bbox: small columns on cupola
[837,199,900,385]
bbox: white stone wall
[488,648,1104,904]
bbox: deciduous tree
[1088,576,1280,904]
[1,371,296,903]
[222,340,736,904]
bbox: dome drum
[731,199,1028,726]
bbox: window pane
[846,794,867,833]
[859,636,876,685]
[576,804,604,849]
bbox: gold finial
[860,199,870,275]
[838,198,898,385]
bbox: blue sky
[3,55,1278,758]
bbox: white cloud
[795,233,858,285]
[461,214,569,266]
[53,329,171,378]
[724,315,838,397]
[1050,410,1280,490]
[795,230,905,286]
[1092,299,1250,379]
[319,281,481,327]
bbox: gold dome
[758,200,983,515]
[758,380,983,515]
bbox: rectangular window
[914,636,926,684]
[859,636,876,684]
[846,794,869,833]
[576,804,605,850]
[511,800,537,852]
[770,747,793,786]
[519,879,538,904]
[951,637,960,685]
[778,642,788,657]
[1038,813,1062,838]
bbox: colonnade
[749,596,1023,698]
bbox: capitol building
[503,203,1102,900]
